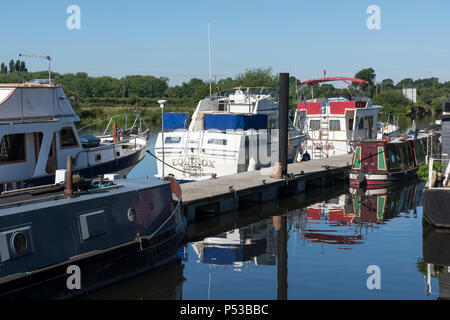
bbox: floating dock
[181,154,353,221]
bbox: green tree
[14,60,21,72]
[354,68,376,86]
[235,67,277,88]
[0,63,6,74]
[396,78,414,89]
[354,68,376,96]
[8,60,15,73]
[19,61,27,72]
[380,78,394,90]
[372,90,414,115]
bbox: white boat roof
[0,83,80,123]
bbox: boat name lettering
[171,158,215,168]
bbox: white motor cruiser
[154,88,307,181]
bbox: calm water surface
[84,125,447,300]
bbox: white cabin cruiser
[0,82,149,192]
[154,88,307,181]
[293,77,399,160]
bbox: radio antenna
[19,53,52,85]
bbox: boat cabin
[0,83,149,191]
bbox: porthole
[127,208,136,222]
[10,232,27,255]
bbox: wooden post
[65,156,73,196]
[113,123,117,144]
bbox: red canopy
[300,77,369,86]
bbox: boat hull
[0,177,185,299]
[350,167,419,189]
[0,147,147,193]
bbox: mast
[208,22,212,97]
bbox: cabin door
[45,134,58,174]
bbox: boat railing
[78,111,149,136]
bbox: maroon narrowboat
[349,132,440,189]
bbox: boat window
[387,148,401,170]
[348,118,354,130]
[358,118,364,129]
[0,134,26,164]
[398,145,407,168]
[165,136,181,144]
[407,143,415,167]
[310,120,320,130]
[415,139,426,164]
[330,120,341,131]
[60,127,78,149]
[208,138,227,145]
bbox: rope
[148,198,182,239]
[145,150,192,174]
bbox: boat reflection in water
[421,222,450,299]
[192,180,426,269]
[192,219,278,271]
[290,180,425,250]
[79,258,185,300]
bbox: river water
[80,122,449,300]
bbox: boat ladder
[182,131,203,177]
[319,111,330,158]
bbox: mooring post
[272,73,289,179]
[279,72,289,178]
[158,100,168,178]
[65,156,73,196]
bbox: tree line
[0,60,27,74]
[0,64,448,117]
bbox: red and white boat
[293,77,399,160]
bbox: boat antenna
[208,22,212,97]
[19,53,52,85]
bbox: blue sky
[1,0,449,85]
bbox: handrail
[78,111,149,134]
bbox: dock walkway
[181,154,353,221]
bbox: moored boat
[0,174,185,299]
[349,131,441,189]
[293,77,399,159]
[154,88,307,181]
[0,81,150,193]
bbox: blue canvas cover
[163,112,189,130]
[203,113,268,130]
